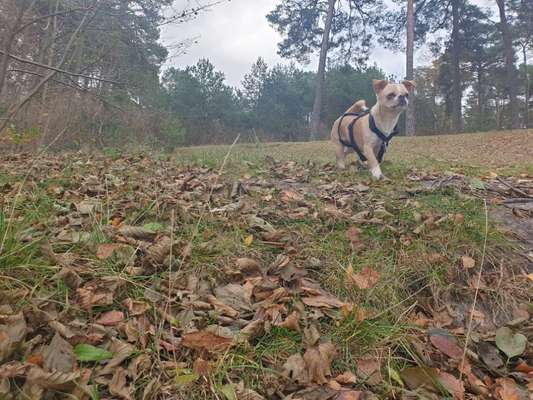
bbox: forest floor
[0,130,532,399]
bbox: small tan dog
[330,79,415,180]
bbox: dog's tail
[345,100,368,114]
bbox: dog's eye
[387,93,395,100]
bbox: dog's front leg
[362,145,384,180]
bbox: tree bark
[496,0,520,129]
[523,45,530,128]
[450,0,463,133]
[310,0,335,141]
[405,0,416,136]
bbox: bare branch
[0,49,121,85]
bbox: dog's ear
[401,80,416,92]
[372,79,389,93]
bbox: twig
[459,198,489,381]
[496,177,533,199]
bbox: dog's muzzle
[398,95,408,107]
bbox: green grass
[0,133,531,399]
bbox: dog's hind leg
[335,143,346,170]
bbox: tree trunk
[523,45,530,128]
[496,0,520,129]
[405,0,416,136]
[451,0,463,133]
[310,0,335,141]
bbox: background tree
[406,0,416,136]
[267,0,382,140]
[496,0,520,129]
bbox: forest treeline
[0,0,532,149]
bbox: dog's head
[372,79,416,111]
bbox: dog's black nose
[398,95,407,105]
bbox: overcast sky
[161,0,493,87]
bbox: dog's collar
[369,113,399,143]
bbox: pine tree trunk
[451,0,463,133]
[496,0,520,129]
[523,45,530,128]
[310,0,335,141]
[405,0,416,136]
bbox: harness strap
[338,110,399,163]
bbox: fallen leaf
[25,367,81,391]
[43,333,75,372]
[0,312,26,363]
[356,357,382,385]
[193,358,214,376]
[96,310,125,326]
[109,367,133,399]
[335,371,357,385]
[97,243,128,260]
[515,361,533,373]
[400,367,464,399]
[478,341,504,369]
[175,368,199,385]
[282,353,308,384]
[74,343,113,362]
[302,295,345,309]
[428,328,463,359]
[303,342,337,384]
[347,266,380,290]
[337,391,365,400]
[461,256,475,269]
[277,311,301,332]
[495,327,527,358]
[182,328,233,353]
[122,298,150,316]
[26,354,44,367]
[494,377,528,400]
[303,324,321,347]
[244,234,254,247]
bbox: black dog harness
[337,111,399,163]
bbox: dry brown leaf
[207,295,240,319]
[97,339,135,377]
[428,328,463,360]
[282,354,308,384]
[303,342,337,384]
[26,366,81,391]
[494,378,528,400]
[461,256,476,269]
[347,266,380,290]
[122,298,150,316]
[0,312,26,363]
[336,391,364,400]
[109,367,133,400]
[182,328,233,353]
[77,278,120,310]
[335,371,357,385]
[43,332,75,373]
[277,311,301,332]
[302,295,345,309]
[117,225,157,241]
[235,381,266,400]
[234,257,263,277]
[303,324,321,347]
[356,357,382,386]
[193,358,214,376]
[97,243,128,260]
[96,310,125,326]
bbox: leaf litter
[0,152,532,399]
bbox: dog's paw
[370,166,384,180]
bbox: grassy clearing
[0,132,532,399]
